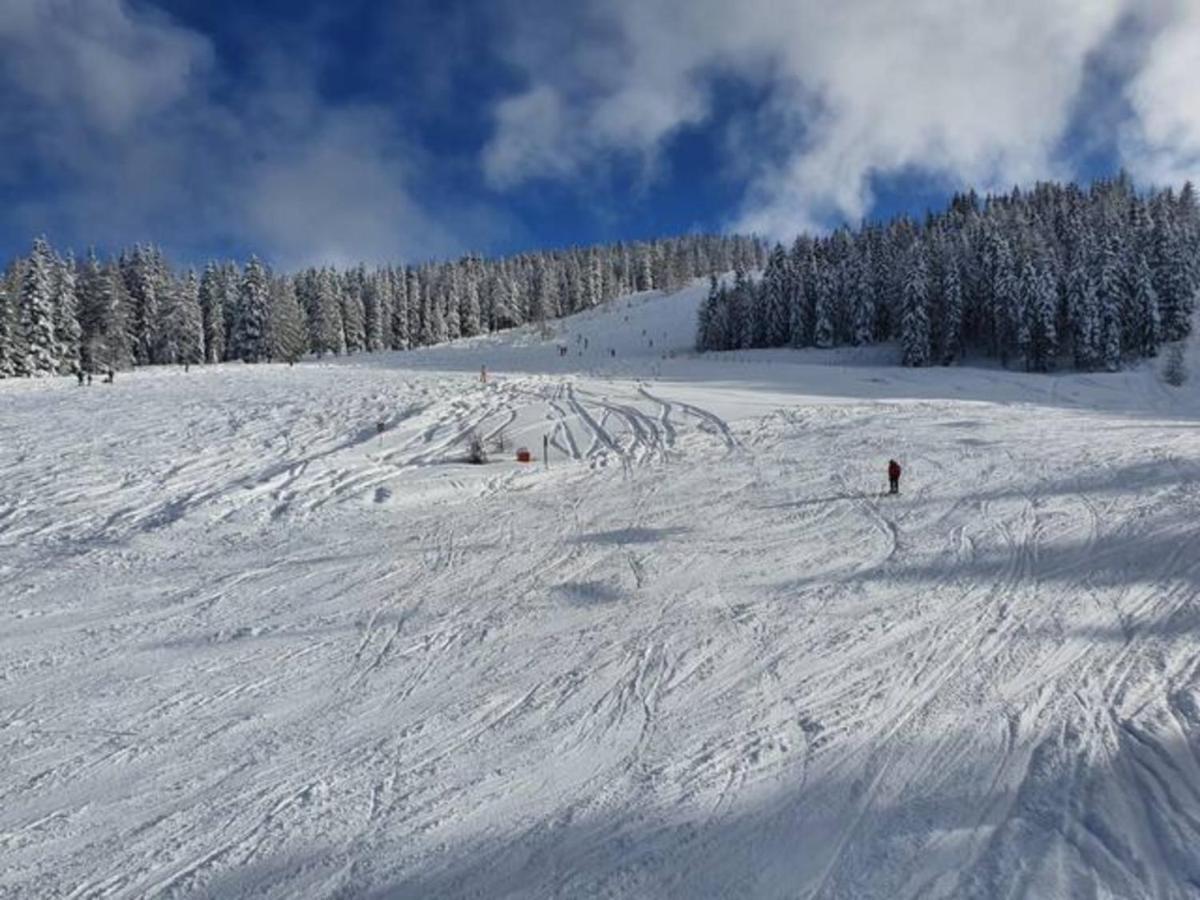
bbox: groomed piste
[3,280,1200,898]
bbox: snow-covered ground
[3,281,1200,899]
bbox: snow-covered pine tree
[813,265,836,350]
[406,267,423,346]
[122,245,163,366]
[17,237,59,376]
[1024,259,1058,372]
[267,276,308,363]
[940,260,963,365]
[849,256,875,348]
[1066,260,1100,370]
[75,250,103,372]
[1099,234,1125,371]
[460,264,482,338]
[389,267,410,350]
[218,262,240,359]
[341,270,366,353]
[991,239,1022,366]
[198,262,226,364]
[696,275,719,351]
[762,244,791,347]
[0,273,14,377]
[487,269,517,331]
[721,268,748,351]
[53,252,82,374]
[1154,222,1197,342]
[901,247,932,367]
[585,249,603,310]
[162,270,204,365]
[420,278,446,346]
[233,256,270,363]
[317,268,345,355]
[635,244,654,292]
[1163,341,1188,386]
[91,263,132,371]
[787,239,813,347]
[1132,253,1161,358]
[527,258,551,332]
[377,269,395,351]
[361,269,385,353]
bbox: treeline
[698,176,1199,371]
[0,234,766,378]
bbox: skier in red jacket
[888,459,902,495]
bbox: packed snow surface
[3,282,1200,898]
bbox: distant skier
[888,459,902,495]
[75,367,84,386]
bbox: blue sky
[1,0,1197,270]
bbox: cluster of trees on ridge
[0,235,766,378]
[698,175,1199,371]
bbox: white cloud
[484,0,1200,237]
[0,0,211,133]
[1120,0,1200,187]
[240,109,461,270]
[0,0,476,267]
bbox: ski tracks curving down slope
[3,285,1200,899]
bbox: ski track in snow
[3,281,1200,898]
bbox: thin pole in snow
[543,434,549,469]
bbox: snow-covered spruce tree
[421,281,446,346]
[788,239,814,347]
[1066,260,1100,370]
[218,263,240,359]
[1132,253,1161,358]
[75,250,103,372]
[584,249,603,310]
[198,262,226,364]
[1155,222,1197,342]
[762,245,792,347]
[389,267,409,350]
[162,270,204,365]
[489,268,521,331]
[459,265,482,338]
[310,268,344,356]
[89,263,133,371]
[361,269,383,353]
[17,237,59,376]
[634,244,654,292]
[993,241,1022,367]
[851,254,876,348]
[719,268,748,351]
[940,261,964,365]
[813,266,836,350]
[53,252,82,374]
[233,257,270,363]
[696,275,719,351]
[901,247,932,367]
[1099,235,1126,371]
[267,276,308,363]
[121,245,165,366]
[1025,259,1059,372]
[0,275,14,377]
[340,270,366,353]
[1163,341,1188,386]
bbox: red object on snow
[516,447,532,463]
[888,460,902,480]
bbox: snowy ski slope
[3,281,1200,898]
